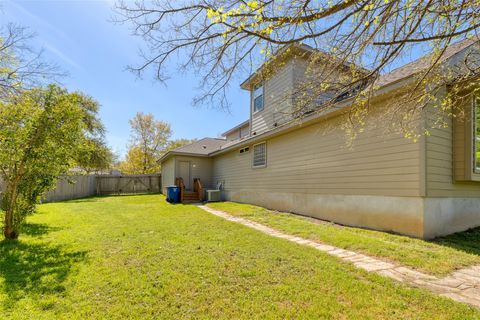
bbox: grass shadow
[433,227,480,257]
[0,239,87,309]
[65,193,161,203]
[21,223,61,237]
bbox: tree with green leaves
[72,93,114,173]
[0,85,106,239]
[119,138,196,174]
[75,138,114,174]
[122,112,172,174]
[119,145,158,174]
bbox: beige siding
[251,60,296,134]
[214,106,423,197]
[174,156,214,190]
[240,125,250,138]
[426,89,480,197]
[250,56,364,135]
[226,131,240,141]
[161,157,175,194]
[226,124,250,141]
[292,57,308,85]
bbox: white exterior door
[178,161,191,190]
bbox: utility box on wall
[206,190,221,202]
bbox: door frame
[176,160,191,190]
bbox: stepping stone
[378,269,408,282]
[312,243,336,252]
[356,261,394,272]
[393,267,437,281]
[451,272,480,285]
[432,277,466,288]
[462,287,480,299]
[441,292,480,308]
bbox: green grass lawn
[0,195,479,319]
[207,202,480,276]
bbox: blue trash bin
[166,185,180,203]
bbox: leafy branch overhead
[116,0,480,138]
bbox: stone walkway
[198,205,480,308]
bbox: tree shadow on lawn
[433,226,480,257]
[0,239,87,310]
[21,223,61,237]
[63,193,160,204]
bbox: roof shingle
[171,138,228,155]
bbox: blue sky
[1,0,250,158]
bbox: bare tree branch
[0,23,65,100]
[114,0,480,138]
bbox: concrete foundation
[222,190,480,239]
[424,198,480,239]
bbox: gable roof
[240,43,315,90]
[159,138,228,162]
[240,43,371,90]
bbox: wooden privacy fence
[0,174,161,203]
[96,174,161,195]
[44,175,97,202]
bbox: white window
[252,142,266,168]
[252,83,264,113]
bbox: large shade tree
[121,112,172,174]
[116,0,480,139]
[0,85,107,239]
[119,117,196,174]
[73,94,114,173]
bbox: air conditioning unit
[206,189,221,202]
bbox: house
[160,40,480,239]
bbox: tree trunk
[3,182,19,240]
[4,209,18,240]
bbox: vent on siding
[239,147,250,154]
[252,142,266,167]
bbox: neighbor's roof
[159,138,228,162]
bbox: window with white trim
[253,142,266,167]
[252,83,264,112]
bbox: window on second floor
[252,83,264,113]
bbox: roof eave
[159,151,210,163]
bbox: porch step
[183,191,200,202]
